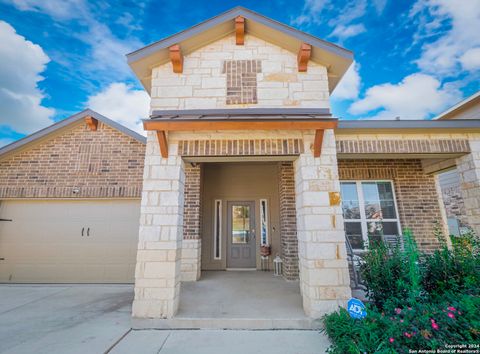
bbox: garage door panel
[0,199,140,283]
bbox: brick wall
[279,162,299,280]
[151,34,330,110]
[178,138,304,156]
[337,139,470,155]
[0,121,145,198]
[223,59,261,104]
[183,164,202,240]
[338,159,443,251]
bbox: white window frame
[260,199,269,245]
[341,180,402,251]
[213,199,222,260]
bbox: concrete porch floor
[133,271,321,330]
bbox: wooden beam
[297,43,312,72]
[313,129,324,157]
[169,44,183,73]
[144,120,338,132]
[235,16,245,45]
[85,116,98,131]
[157,131,168,158]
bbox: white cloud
[74,21,142,80]
[329,24,366,41]
[372,0,387,15]
[293,0,368,40]
[459,47,480,71]
[86,83,149,134]
[7,0,87,20]
[349,73,461,120]
[331,62,361,100]
[5,0,143,81]
[0,21,54,133]
[410,0,480,76]
[291,0,330,26]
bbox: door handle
[87,227,90,237]
[81,227,84,236]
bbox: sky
[0,0,479,146]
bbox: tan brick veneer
[0,122,145,198]
[178,139,304,156]
[279,162,299,280]
[181,164,202,281]
[337,139,470,155]
[338,159,443,251]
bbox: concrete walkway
[0,284,330,353]
[110,329,330,354]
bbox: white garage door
[0,199,140,283]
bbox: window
[260,199,269,245]
[213,200,222,259]
[340,181,401,250]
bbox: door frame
[226,200,256,269]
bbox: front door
[227,201,256,268]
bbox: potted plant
[260,244,271,256]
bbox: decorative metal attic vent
[223,60,262,105]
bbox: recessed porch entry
[201,162,284,272]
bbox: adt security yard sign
[347,298,367,319]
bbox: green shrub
[422,231,480,299]
[323,295,480,354]
[323,228,480,353]
[360,229,422,308]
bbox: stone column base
[181,239,201,281]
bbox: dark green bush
[323,228,480,353]
[323,295,480,354]
[360,229,422,308]
[421,230,480,299]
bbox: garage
[0,199,140,283]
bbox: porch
[132,271,316,329]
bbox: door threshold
[226,268,257,271]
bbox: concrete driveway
[0,285,330,354]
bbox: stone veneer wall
[132,133,185,318]
[294,129,351,318]
[456,138,480,237]
[279,162,299,281]
[338,159,443,252]
[0,121,145,198]
[440,177,470,232]
[151,34,330,110]
[181,164,202,281]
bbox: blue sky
[0,0,479,145]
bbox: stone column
[181,164,202,281]
[294,129,351,318]
[456,137,480,236]
[132,132,185,319]
[279,162,299,281]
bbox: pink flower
[458,311,462,315]
[448,312,455,319]
[432,322,439,330]
[389,337,395,343]
[447,306,456,311]
[395,308,402,314]
[408,307,412,310]
[404,332,412,338]
[400,319,404,323]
